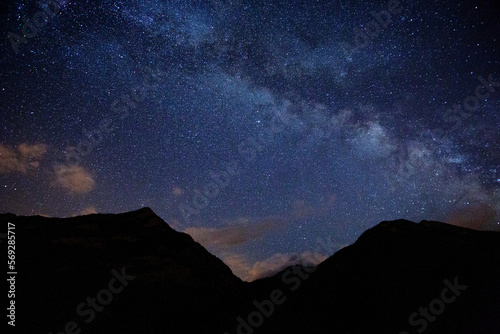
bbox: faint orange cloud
[18,143,47,160]
[0,143,47,174]
[185,217,284,250]
[172,187,184,197]
[168,218,182,230]
[447,204,497,231]
[220,251,328,282]
[249,251,327,281]
[53,164,95,194]
[221,253,253,281]
[80,206,98,215]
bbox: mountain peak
[5,208,245,333]
[117,206,171,229]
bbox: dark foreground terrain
[1,208,499,333]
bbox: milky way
[1,0,499,280]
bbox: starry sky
[1,0,499,280]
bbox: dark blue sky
[1,0,499,280]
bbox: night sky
[1,0,499,280]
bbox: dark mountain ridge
[1,209,499,333]
[1,208,243,333]
[251,219,500,333]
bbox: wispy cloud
[0,143,47,174]
[53,164,95,194]
[183,210,329,281]
[185,216,284,249]
[220,251,328,281]
[172,186,183,197]
[249,251,327,280]
[80,206,98,215]
[447,204,497,231]
[220,253,253,281]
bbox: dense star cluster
[0,0,499,280]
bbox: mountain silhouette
[1,208,243,333]
[1,209,499,333]
[241,219,500,334]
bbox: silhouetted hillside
[237,219,500,334]
[1,208,244,333]
[1,211,499,334]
